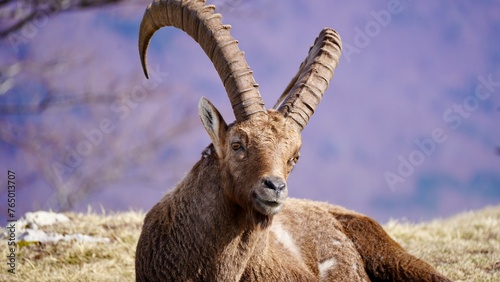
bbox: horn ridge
[275,28,342,130]
[139,0,266,121]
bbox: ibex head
[199,100,302,217]
[139,0,341,222]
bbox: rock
[18,229,64,243]
[17,211,70,230]
[2,210,109,244]
[18,229,110,244]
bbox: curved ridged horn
[274,28,342,130]
[139,0,266,121]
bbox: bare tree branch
[63,115,199,210]
[0,0,130,38]
[0,0,203,216]
[0,93,120,115]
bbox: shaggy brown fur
[135,109,452,281]
[135,0,453,281]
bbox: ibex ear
[199,97,228,157]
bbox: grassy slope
[1,206,499,282]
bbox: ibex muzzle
[255,176,288,215]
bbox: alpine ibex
[135,0,453,281]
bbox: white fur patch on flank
[271,222,302,260]
[331,239,342,246]
[319,258,337,279]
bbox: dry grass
[1,211,143,282]
[1,206,499,282]
[385,206,500,282]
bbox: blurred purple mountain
[1,0,499,224]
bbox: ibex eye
[231,142,242,151]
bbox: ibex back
[135,0,453,281]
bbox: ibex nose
[263,176,286,191]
